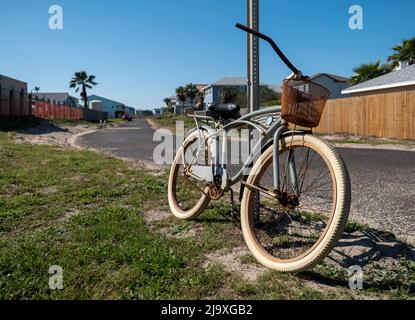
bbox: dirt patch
[204,246,268,282]
[143,209,171,224]
[60,209,81,222]
[14,121,98,148]
[146,118,160,131]
[157,224,205,239]
[37,186,59,195]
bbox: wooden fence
[315,90,415,140]
[0,86,31,117]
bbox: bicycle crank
[241,181,300,209]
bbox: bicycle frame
[183,107,307,192]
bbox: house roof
[311,73,349,82]
[0,74,27,85]
[88,94,126,106]
[195,84,208,92]
[204,77,273,90]
[34,92,77,102]
[342,64,415,94]
[211,77,248,86]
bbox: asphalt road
[78,119,415,239]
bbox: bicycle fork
[272,125,300,195]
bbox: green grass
[107,118,125,125]
[0,131,413,300]
[152,113,195,132]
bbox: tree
[195,91,205,110]
[349,61,392,85]
[260,86,281,106]
[185,83,199,107]
[69,71,98,108]
[176,86,187,106]
[220,87,238,103]
[33,87,40,93]
[163,97,171,107]
[163,98,173,113]
[388,37,415,68]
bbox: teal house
[88,95,134,118]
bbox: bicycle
[168,23,351,273]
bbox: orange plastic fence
[34,101,83,120]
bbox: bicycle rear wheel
[168,130,212,220]
[240,134,351,272]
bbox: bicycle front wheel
[240,134,351,272]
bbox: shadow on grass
[0,117,70,134]
[301,228,415,293]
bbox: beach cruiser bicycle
[168,23,351,272]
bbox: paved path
[77,119,415,239]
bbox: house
[33,92,80,108]
[88,95,134,118]
[141,110,154,117]
[342,63,415,96]
[126,106,136,116]
[202,77,281,108]
[154,108,161,117]
[307,73,350,99]
[0,74,30,117]
[203,77,248,108]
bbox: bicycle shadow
[301,228,415,290]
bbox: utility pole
[247,0,260,112]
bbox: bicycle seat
[208,103,241,121]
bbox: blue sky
[1,0,414,109]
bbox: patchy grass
[151,113,195,132]
[344,220,370,233]
[107,118,125,125]
[315,133,415,147]
[0,132,413,300]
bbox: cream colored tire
[240,134,351,273]
[168,131,211,220]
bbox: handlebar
[236,23,300,75]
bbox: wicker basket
[281,78,330,128]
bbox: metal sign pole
[247,0,261,216]
[247,0,260,113]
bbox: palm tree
[388,37,415,68]
[176,86,187,106]
[69,71,98,108]
[349,61,392,86]
[220,87,238,103]
[185,83,199,107]
[195,91,205,110]
[163,97,174,113]
[163,98,171,107]
[33,87,40,93]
